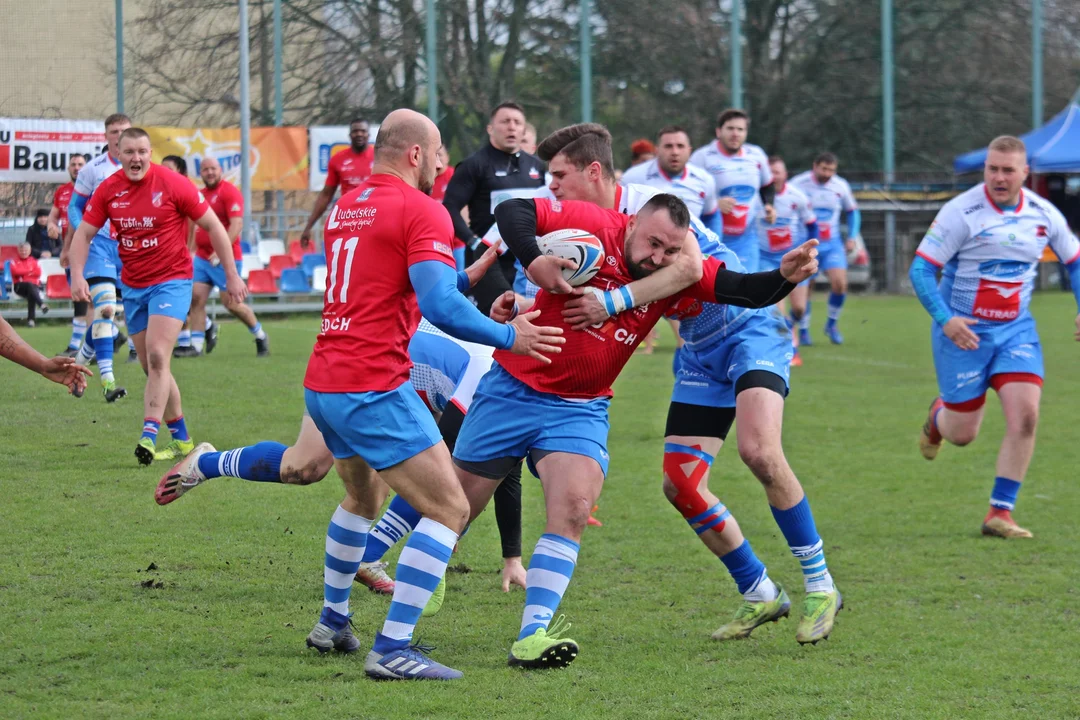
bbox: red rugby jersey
[495,199,721,399]
[303,174,457,394]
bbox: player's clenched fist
[508,309,565,364]
[779,239,819,284]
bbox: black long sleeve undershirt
[493,198,542,267]
[712,267,796,308]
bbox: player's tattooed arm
[561,229,702,330]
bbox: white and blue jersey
[790,170,857,272]
[408,318,495,415]
[616,184,792,406]
[915,184,1080,406]
[689,142,772,271]
[73,151,123,282]
[758,183,817,285]
[620,159,718,220]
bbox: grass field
[2,293,1079,719]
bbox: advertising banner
[147,126,309,190]
[0,118,106,183]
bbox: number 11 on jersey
[326,236,359,303]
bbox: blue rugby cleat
[824,321,844,345]
[364,642,463,680]
[798,328,813,347]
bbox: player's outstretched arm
[195,209,248,304]
[0,317,92,394]
[702,240,819,308]
[561,229,703,330]
[410,260,564,363]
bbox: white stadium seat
[312,265,328,292]
[241,253,264,280]
[257,239,285,265]
[37,258,64,279]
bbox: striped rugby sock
[322,505,371,619]
[373,518,457,654]
[363,494,421,563]
[519,533,579,640]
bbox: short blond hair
[988,135,1026,155]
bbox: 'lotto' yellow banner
[146,126,308,190]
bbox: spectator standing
[26,209,61,259]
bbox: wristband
[589,285,636,318]
[508,301,520,321]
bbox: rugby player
[300,118,374,247]
[759,155,818,365]
[186,157,269,357]
[51,153,89,357]
[690,109,776,272]
[66,113,133,401]
[539,124,841,646]
[913,136,1080,539]
[293,109,561,680]
[451,186,818,669]
[71,128,246,465]
[791,152,861,345]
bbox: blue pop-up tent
[953,103,1080,174]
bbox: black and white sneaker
[255,335,270,357]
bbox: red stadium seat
[0,246,19,264]
[247,268,278,294]
[289,240,317,264]
[268,254,295,279]
[46,274,71,299]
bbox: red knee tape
[663,443,715,520]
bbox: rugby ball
[535,228,605,287]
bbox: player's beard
[417,154,436,196]
[624,236,656,280]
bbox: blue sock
[826,292,845,323]
[363,494,422,563]
[250,321,266,340]
[76,337,95,365]
[322,505,372,621]
[719,540,774,599]
[91,321,115,383]
[801,302,812,331]
[177,329,191,348]
[374,518,458,653]
[196,441,287,482]
[141,418,161,444]
[166,416,189,442]
[990,476,1022,510]
[771,497,834,593]
[68,319,87,351]
[519,533,579,640]
[192,331,206,352]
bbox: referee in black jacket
[442,101,546,315]
[440,102,546,589]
